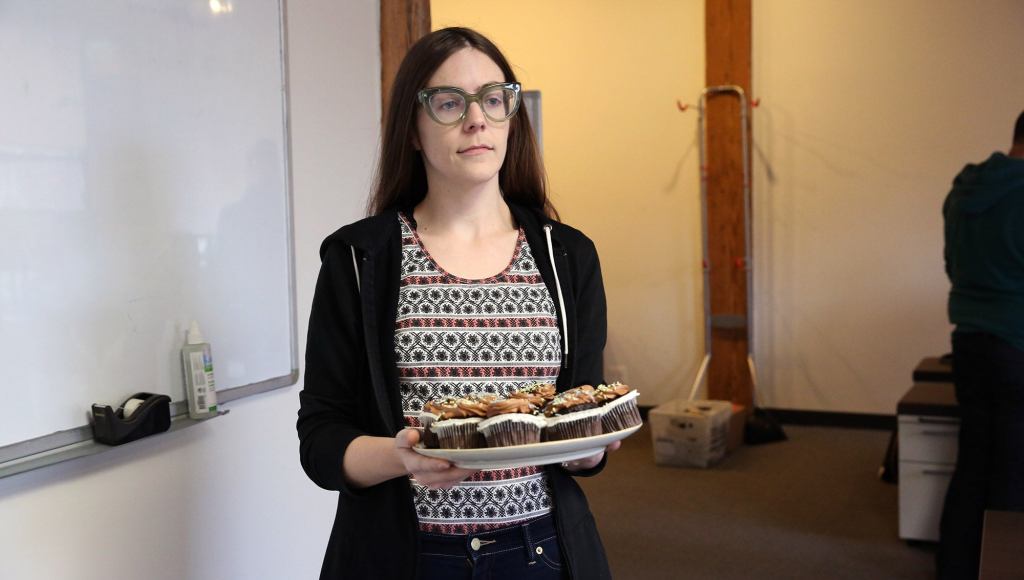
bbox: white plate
[413,424,642,469]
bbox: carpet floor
[578,424,936,579]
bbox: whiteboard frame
[0,0,299,480]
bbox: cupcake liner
[418,411,440,448]
[544,407,603,441]
[430,417,484,449]
[478,414,547,447]
[599,390,642,433]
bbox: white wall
[0,2,379,579]
[752,0,1024,413]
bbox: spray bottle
[181,321,218,419]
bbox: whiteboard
[0,0,296,453]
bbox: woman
[298,27,616,579]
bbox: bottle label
[202,350,217,409]
[189,351,215,414]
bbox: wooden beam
[380,0,431,115]
[705,0,753,407]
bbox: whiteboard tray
[413,424,641,469]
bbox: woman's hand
[562,440,621,472]
[394,428,477,489]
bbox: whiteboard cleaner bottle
[182,321,218,419]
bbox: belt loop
[522,519,537,564]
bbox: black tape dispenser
[91,392,172,445]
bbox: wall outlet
[605,364,629,384]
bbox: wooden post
[705,0,753,407]
[380,0,431,115]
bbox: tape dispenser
[91,392,172,445]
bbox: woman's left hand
[562,440,621,472]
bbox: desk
[979,510,1024,579]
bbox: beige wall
[753,0,1024,412]
[433,0,707,406]
[436,1,1024,414]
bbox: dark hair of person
[367,27,556,220]
[1014,110,1024,145]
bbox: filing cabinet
[897,382,959,542]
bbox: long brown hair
[367,27,556,219]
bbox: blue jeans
[415,514,567,580]
[937,332,1024,579]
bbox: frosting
[509,382,557,407]
[543,385,598,417]
[423,394,495,420]
[595,382,632,404]
[486,398,535,417]
[423,397,466,420]
[457,394,496,418]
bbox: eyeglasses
[417,82,522,126]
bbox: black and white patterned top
[395,213,560,535]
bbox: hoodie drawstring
[544,224,569,366]
[350,247,361,293]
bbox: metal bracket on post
[679,86,758,402]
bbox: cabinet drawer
[898,416,959,463]
[899,460,955,541]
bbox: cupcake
[418,397,458,448]
[508,382,558,408]
[594,382,642,433]
[478,398,547,447]
[428,394,494,449]
[542,385,603,441]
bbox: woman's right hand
[394,428,477,489]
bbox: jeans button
[470,538,481,551]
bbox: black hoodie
[943,152,1024,349]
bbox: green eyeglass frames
[417,82,522,126]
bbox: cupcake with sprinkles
[477,397,547,447]
[427,393,495,449]
[594,382,642,433]
[541,385,603,441]
[508,382,558,409]
[418,397,457,448]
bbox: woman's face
[415,48,510,193]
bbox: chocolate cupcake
[478,398,547,447]
[594,382,642,433]
[542,385,603,441]
[428,394,494,449]
[509,382,558,408]
[418,397,459,448]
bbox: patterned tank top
[395,213,560,534]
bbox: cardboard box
[650,399,732,468]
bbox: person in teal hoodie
[938,110,1024,580]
